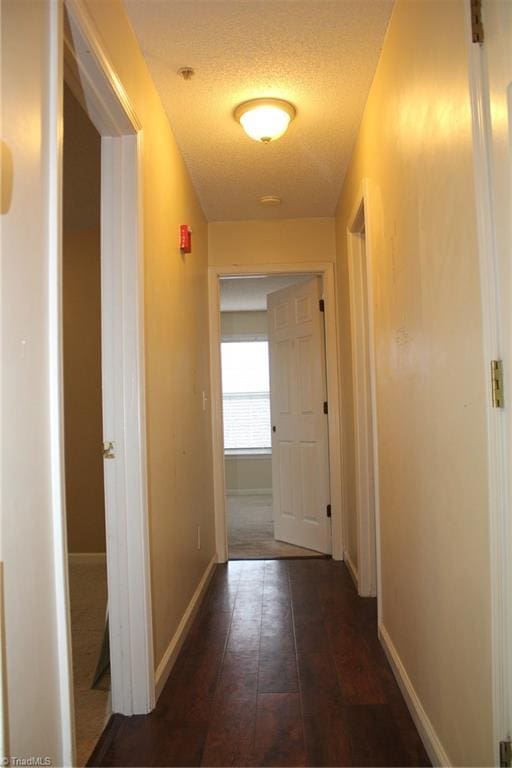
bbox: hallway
[90,559,430,767]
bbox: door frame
[208,262,344,562]
[465,5,512,761]
[52,1,155,757]
[346,181,380,599]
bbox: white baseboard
[344,550,358,590]
[226,488,272,497]
[68,552,106,565]
[154,555,216,700]
[379,624,451,767]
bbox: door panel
[267,277,331,554]
[300,442,318,523]
[279,442,294,519]
[298,336,314,413]
[276,340,292,414]
[296,294,312,323]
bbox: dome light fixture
[234,98,296,143]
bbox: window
[221,341,271,452]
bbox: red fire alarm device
[180,224,192,254]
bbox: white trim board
[344,551,358,591]
[99,131,155,716]
[68,553,107,565]
[209,262,344,564]
[346,181,382,605]
[379,625,451,767]
[47,3,76,764]
[155,556,217,700]
[225,452,272,460]
[226,489,273,497]
[347,178,382,608]
[0,564,8,760]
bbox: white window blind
[221,341,271,451]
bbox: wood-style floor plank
[88,559,431,768]
[200,694,256,767]
[252,693,307,767]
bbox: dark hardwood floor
[89,559,431,767]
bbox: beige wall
[63,230,106,553]
[225,456,272,495]
[209,217,335,266]
[83,0,215,671]
[63,85,105,554]
[63,84,101,230]
[335,1,492,764]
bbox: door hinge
[326,504,332,518]
[323,401,328,415]
[470,0,484,43]
[319,299,325,312]
[500,740,512,768]
[102,440,115,459]
[491,360,504,408]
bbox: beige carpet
[227,494,323,559]
[69,560,111,766]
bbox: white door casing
[347,199,377,597]
[267,277,332,555]
[345,181,381,609]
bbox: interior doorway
[220,274,327,559]
[347,184,379,599]
[63,82,111,766]
[209,263,344,563]
[59,4,156,763]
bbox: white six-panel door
[267,277,331,554]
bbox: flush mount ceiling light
[234,98,296,143]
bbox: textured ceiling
[123,0,393,221]
[220,274,313,311]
